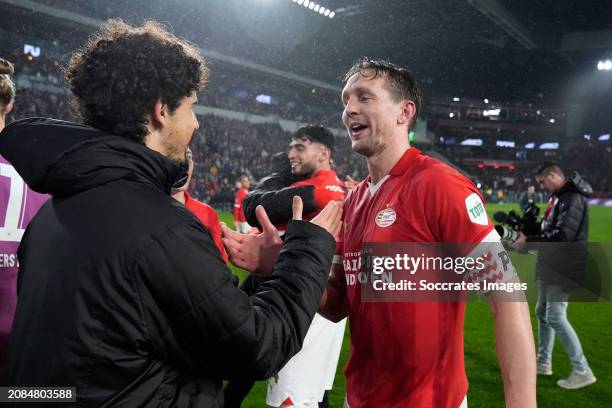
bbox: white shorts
[267,313,346,407]
[234,221,251,234]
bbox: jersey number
[0,163,26,242]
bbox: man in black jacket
[0,19,341,407]
[512,162,596,390]
[242,151,310,229]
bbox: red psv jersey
[339,148,493,408]
[290,169,345,220]
[184,192,228,263]
[233,188,247,222]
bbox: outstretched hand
[221,196,342,275]
[221,201,283,275]
[310,199,342,238]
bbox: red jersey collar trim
[389,147,421,176]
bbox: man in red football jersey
[243,125,346,230]
[318,58,536,408]
[224,60,536,408]
[234,175,250,233]
[172,148,228,262]
[228,126,347,408]
[267,126,346,408]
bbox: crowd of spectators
[3,52,611,212]
[4,77,367,209]
[435,138,612,204]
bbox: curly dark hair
[344,57,422,130]
[66,19,208,142]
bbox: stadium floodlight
[289,0,334,19]
[598,61,605,70]
[483,98,489,104]
[483,108,500,116]
[539,142,559,150]
[605,60,612,70]
[449,112,455,118]
[549,118,555,124]
[461,138,483,146]
[453,97,461,102]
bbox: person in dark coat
[0,19,341,407]
[512,162,596,390]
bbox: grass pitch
[218,203,612,407]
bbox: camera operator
[518,184,536,211]
[511,162,596,390]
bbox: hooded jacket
[0,118,335,407]
[528,172,593,289]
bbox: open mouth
[350,123,368,138]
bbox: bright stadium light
[483,98,489,104]
[598,61,605,70]
[453,97,460,102]
[606,60,612,70]
[289,0,334,19]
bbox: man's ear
[397,100,416,126]
[150,98,166,128]
[320,147,332,163]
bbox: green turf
[218,204,612,407]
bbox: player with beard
[267,125,346,408]
[226,126,346,408]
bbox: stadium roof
[2,0,612,104]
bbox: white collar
[367,175,390,196]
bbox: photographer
[518,184,536,211]
[511,162,596,390]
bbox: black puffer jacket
[242,152,316,229]
[528,172,592,288]
[0,118,335,407]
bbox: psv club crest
[375,207,396,227]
